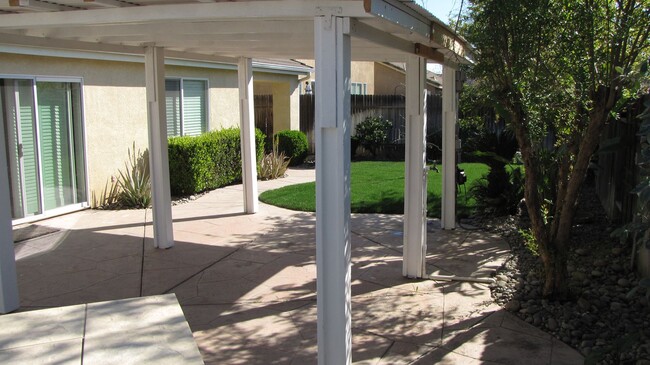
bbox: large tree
[464,0,650,298]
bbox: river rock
[591,270,603,278]
[575,248,588,256]
[505,300,521,312]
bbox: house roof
[381,61,442,88]
[0,0,473,65]
[0,43,313,75]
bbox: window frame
[165,77,209,137]
[350,82,368,95]
[1,74,89,225]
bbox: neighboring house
[299,60,442,95]
[0,46,311,223]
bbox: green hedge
[168,128,265,196]
[275,130,308,166]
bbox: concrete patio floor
[9,168,583,364]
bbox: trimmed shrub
[355,116,392,157]
[168,128,265,196]
[275,130,308,166]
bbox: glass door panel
[2,78,86,220]
[1,79,41,219]
[37,82,76,211]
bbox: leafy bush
[426,129,442,162]
[458,116,489,162]
[168,128,265,196]
[259,137,291,180]
[471,164,524,216]
[355,116,392,157]
[275,130,308,166]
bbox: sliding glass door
[1,78,87,220]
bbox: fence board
[300,93,443,153]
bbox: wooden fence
[300,92,443,153]
[595,95,648,223]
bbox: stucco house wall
[373,62,406,95]
[298,59,441,96]
[1,51,307,215]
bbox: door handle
[18,143,23,158]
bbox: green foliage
[92,179,120,209]
[93,143,151,209]
[354,116,392,157]
[260,162,489,217]
[458,116,488,162]
[519,228,539,256]
[464,0,650,297]
[116,144,151,208]
[168,128,265,196]
[471,164,525,216]
[259,137,291,180]
[612,96,650,266]
[274,130,308,166]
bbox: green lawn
[259,161,489,218]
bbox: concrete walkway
[9,167,583,364]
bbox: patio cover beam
[145,45,174,249]
[363,0,432,40]
[0,114,20,314]
[314,15,352,365]
[403,55,427,278]
[0,1,371,29]
[441,62,457,229]
[238,57,259,214]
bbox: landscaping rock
[476,183,650,364]
[504,300,521,312]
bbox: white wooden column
[0,117,19,313]
[314,15,352,365]
[441,63,457,230]
[403,55,428,278]
[145,45,174,249]
[238,57,259,213]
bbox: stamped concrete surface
[0,294,203,364]
[8,167,583,364]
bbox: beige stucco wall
[297,60,376,95]
[0,53,150,207]
[166,65,241,130]
[373,63,406,95]
[350,61,375,94]
[254,72,301,133]
[1,53,302,208]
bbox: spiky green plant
[116,143,151,208]
[259,137,290,180]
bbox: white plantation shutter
[181,80,207,136]
[36,82,74,211]
[165,79,181,137]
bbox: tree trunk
[539,240,570,299]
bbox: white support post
[314,15,352,365]
[0,118,19,313]
[238,57,259,213]
[403,55,428,278]
[145,45,174,249]
[441,63,457,230]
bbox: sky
[421,0,464,26]
[421,0,465,70]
